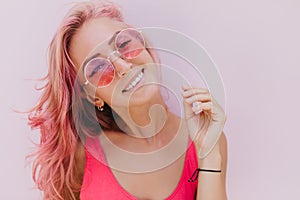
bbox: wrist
[196,140,222,169]
[198,152,222,169]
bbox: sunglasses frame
[83,28,146,89]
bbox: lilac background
[1,0,300,199]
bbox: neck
[113,92,174,141]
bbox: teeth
[125,71,144,91]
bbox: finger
[192,101,213,112]
[183,99,196,119]
[184,93,212,104]
[191,103,203,114]
[182,87,209,97]
[182,89,209,98]
[199,101,213,110]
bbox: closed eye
[118,39,132,49]
[88,63,106,78]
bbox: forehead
[70,17,128,70]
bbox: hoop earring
[97,105,104,112]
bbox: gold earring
[97,105,104,112]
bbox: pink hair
[27,1,126,199]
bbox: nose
[108,50,133,77]
[112,57,133,78]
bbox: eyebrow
[108,30,121,45]
[81,30,121,69]
[81,52,101,72]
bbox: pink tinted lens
[115,29,145,59]
[85,58,115,87]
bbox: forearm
[196,170,227,200]
[195,143,227,200]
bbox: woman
[28,1,228,199]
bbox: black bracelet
[188,168,222,182]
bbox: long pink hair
[28,1,126,199]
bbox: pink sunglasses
[83,28,146,88]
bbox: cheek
[95,84,119,106]
[123,49,143,59]
[98,69,115,86]
[95,89,111,102]
[133,50,155,65]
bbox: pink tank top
[80,136,199,200]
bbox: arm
[196,132,228,200]
[181,86,228,199]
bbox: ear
[86,94,104,108]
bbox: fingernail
[194,109,202,115]
[192,102,201,107]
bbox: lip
[122,68,145,93]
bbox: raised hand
[182,85,226,161]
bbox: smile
[122,68,144,93]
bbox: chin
[128,83,161,105]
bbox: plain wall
[1,0,299,199]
